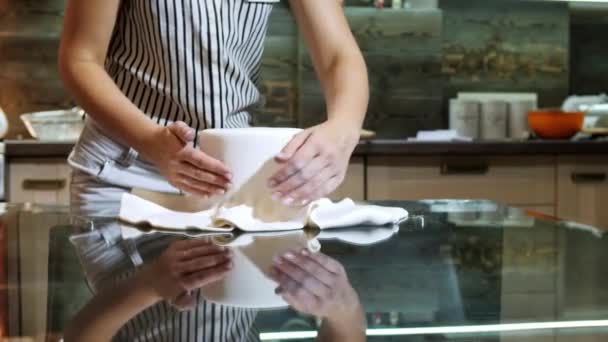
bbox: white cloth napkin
[119,192,408,234]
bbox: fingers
[270,258,332,299]
[178,147,232,180]
[302,175,341,205]
[164,123,234,196]
[276,250,336,287]
[181,244,229,260]
[276,130,311,162]
[282,167,338,206]
[173,182,207,197]
[269,264,321,315]
[177,173,227,196]
[178,251,232,274]
[304,249,344,275]
[171,238,228,259]
[168,121,196,143]
[269,250,351,317]
[170,238,210,250]
[271,156,329,203]
[281,288,319,314]
[182,261,233,289]
[177,162,232,189]
[269,140,318,194]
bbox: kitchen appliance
[528,109,584,140]
[20,107,85,141]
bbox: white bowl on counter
[20,107,85,141]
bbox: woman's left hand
[268,120,359,206]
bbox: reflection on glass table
[2,200,608,341]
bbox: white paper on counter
[119,193,408,236]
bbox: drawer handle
[441,163,489,175]
[571,173,607,184]
[22,179,66,191]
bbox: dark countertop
[5,140,74,158]
[4,200,608,339]
[355,139,608,156]
[5,139,608,158]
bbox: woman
[59,0,368,206]
[59,0,368,340]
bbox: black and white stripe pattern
[105,0,278,134]
[112,272,260,342]
[116,295,259,341]
[96,2,279,339]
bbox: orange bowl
[528,109,584,140]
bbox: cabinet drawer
[557,156,608,229]
[330,157,365,201]
[368,156,555,205]
[8,160,71,205]
[520,205,556,217]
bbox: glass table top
[1,199,608,341]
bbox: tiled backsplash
[0,0,605,139]
[441,0,569,114]
[0,0,70,138]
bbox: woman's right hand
[142,121,232,197]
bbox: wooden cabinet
[4,157,365,206]
[367,156,556,208]
[5,210,71,339]
[330,157,365,201]
[557,156,608,229]
[521,206,556,217]
[4,153,608,230]
[8,159,71,205]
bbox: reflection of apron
[68,118,179,194]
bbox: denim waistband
[68,118,179,194]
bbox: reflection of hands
[268,121,359,206]
[269,249,361,320]
[143,239,233,310]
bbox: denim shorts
[68,118,180,207]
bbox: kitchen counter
[4,199,608,340]
[5,140,74,158]
[6,139,608,158]
[356,139,608,155]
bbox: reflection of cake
[198,127,305,222]
[203,230,310,308]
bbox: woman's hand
[141,238,233,310]
[268,120,359,206]
[269,249,361,320]
[142,122,233,197]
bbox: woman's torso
[67,0,279,190]
[106,0,278,130]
